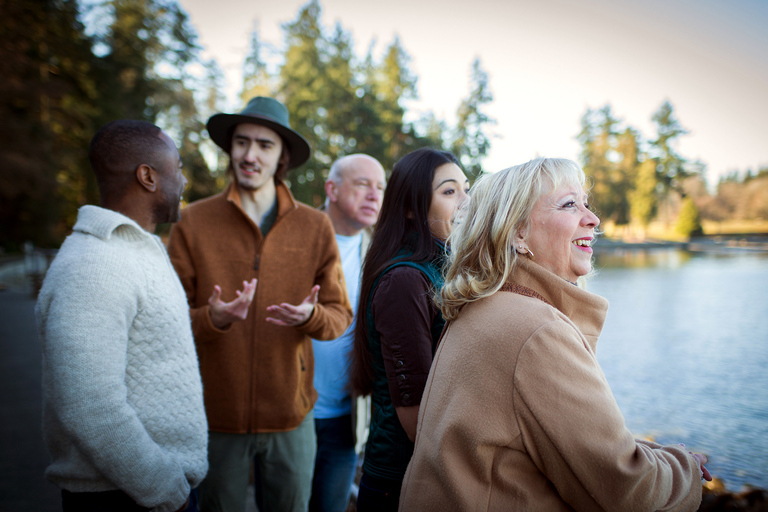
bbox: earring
[517,245,534,258]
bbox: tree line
[577,101,767,237]
[1,0,764,252]
[0,0,494,251]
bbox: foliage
[577,106,637,225]
[270,0,456,204]
[452,58,496,178]
[650,100,690,193]
[629,159,659,228]
[675,196,703,237]
[571,100,765,237]
[697,167,768,222]
[0,0,98,249]
[0,0,224,249]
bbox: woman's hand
[691,452,712,481]
[680,444,712,481]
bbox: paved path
[0,288,60,511]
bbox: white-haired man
[310,154,385,512]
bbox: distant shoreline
[595,234,768,254]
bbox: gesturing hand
[265,285,321,327]
[208,278,258,329]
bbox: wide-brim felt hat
[206,96,311,169]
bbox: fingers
[244,278,258,300]
[265,303,309,326]
[690,452,712,481]
[208,285,222,305]
[307,284,320,305]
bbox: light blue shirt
[312,232,363,419]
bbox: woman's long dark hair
[350,148,460,396]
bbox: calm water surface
[589,249,768,491]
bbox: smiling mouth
[240,166,259,175]
[572,239,592,248]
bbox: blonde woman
[399,158,710,511]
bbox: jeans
[356,473,401,512]
[61,488,198,512]
[200,411,316,512]
[309,414,358,512]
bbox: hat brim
[206,113,311,169]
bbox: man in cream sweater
[35,120,208,512]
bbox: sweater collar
[509,258,609,350]
[73,205,152,243]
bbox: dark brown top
[371,266,440,408]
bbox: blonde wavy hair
[439,157,587,320]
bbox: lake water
[589,249,768,491]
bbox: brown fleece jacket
[400,258,702,511]
[167,181,353,433]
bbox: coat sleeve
[513,320,702,512]
[372,267,436,408]
[37,250,190,512]
[167,220,230,344]
[295,214,353,340]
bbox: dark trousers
[356,473,401,512]
[61,488,197,512]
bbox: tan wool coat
[400,258,702,512]
[167,181,353,433]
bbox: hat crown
[240,96,291,128]
[205,96,310,168]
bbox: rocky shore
[700,480,767,511]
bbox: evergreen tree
[199,58,228,191]
[577,105,620,222]
[452,57,495,177]
[241,26,274,102]
[323,22,362,160]
[649,100,689,193]
[94,0,212,210]
[372,35,418,168]
[629,159,658,230]
[613,127,641,225]
[0,0,98,249]
[278,0,328,205]
[675,196,703,237]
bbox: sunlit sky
[179,0,768,185]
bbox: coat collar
[509,258,609,350]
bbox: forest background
[1,0,767,252]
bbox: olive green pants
[199,411,316,512]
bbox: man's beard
[153,190,181,225]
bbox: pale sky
[179,0,768,185]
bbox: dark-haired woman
[350,148,469,511]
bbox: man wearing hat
[167,97,353,512]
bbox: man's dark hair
[89,120,166,197]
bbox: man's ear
[324,180,338,203]
[136,164,157,192]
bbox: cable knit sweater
[35,205,208,512]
